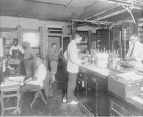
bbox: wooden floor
[0,60,92,116]
[1,83,91,116]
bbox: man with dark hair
[64,34,88,104]
[50,43,62,82]
[125,34,143,69]
[19,55,47,96]
[9,38,24,59]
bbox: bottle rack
[138,18,143,42]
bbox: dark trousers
[67,72,77,102]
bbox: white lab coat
[64,40,82,73]
[126,41,143,70]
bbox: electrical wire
[122,0,136,23]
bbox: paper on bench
[116,72,143,81]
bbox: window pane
[23,33,39,47]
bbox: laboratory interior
[0,0,143,116]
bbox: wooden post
[87,30,92,52]
[39,26,47,68]
[16,25,22,45]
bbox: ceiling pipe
[25,0,67,7]
[72,19,115,25]
[100,0,142,8]
[66,0,74,7]
[85,4,119,20]
[85,0,98,10]
[85,0,142,20]
[93,9,127,21]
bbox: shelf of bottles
[96,29,110,52]
[138,18,143,42]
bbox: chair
[29,70,52,108]
[30,87,47,108]
[0,84,20,116]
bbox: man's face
[130,36,138,45]
[76,37,82,44]
[13,40,18,46]
[52,44,57,49]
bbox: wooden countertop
[79,64,143,112]
[80,64,111,76]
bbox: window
[23,32,39,47]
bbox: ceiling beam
[85,4,119,20]
[107,0,143,7]
[85,0,142,21]
[85,0,98,10]
[24,0,67,7]
[93,9,127,21]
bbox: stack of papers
[116,72,143,81]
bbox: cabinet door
[75,72,86,105]
[76,78,86,105]
[85,74,96,115]
[96,82,109,116]
[109,98,127,116]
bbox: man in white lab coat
[64,34,87,104]
[125,34,143,70]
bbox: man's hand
[125,56,136,61]
[23,77,32,85]
[81,57,88,64]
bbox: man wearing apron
[8,38,24,74]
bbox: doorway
[62,35,71,53]
[46,36,61,69]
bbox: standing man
[64,34,87,104]
[125,34,143,70]
[23,41,36,79]
[8,38,24,73]
[9,38,24,59]
[50,43,62,82]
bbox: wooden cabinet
[76,72,86,105]
[109,92,143,116]
[85,74,96,115]
[75,69,109,116]
[96,80,109,116]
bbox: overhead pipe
[92,9,127,21]
[85,0,98,10]
[85,4,120,20]
[100,0,142,7]
[85,0,141,20]
[71,19,115,25]
[25,0,67,7]
[66,0,74,7]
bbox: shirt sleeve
[30,47,36,57]
[37,69,47,83]
[135,49,143,61]
[18,45,24,54]
[64,50,67,61]
[9,46,13,55]
[51,50,59,57]
[28,69,47,85]
[68,44,82,65]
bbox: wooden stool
[30,87,47,108]
[0,84,20,116]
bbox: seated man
[19,55,47,101]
